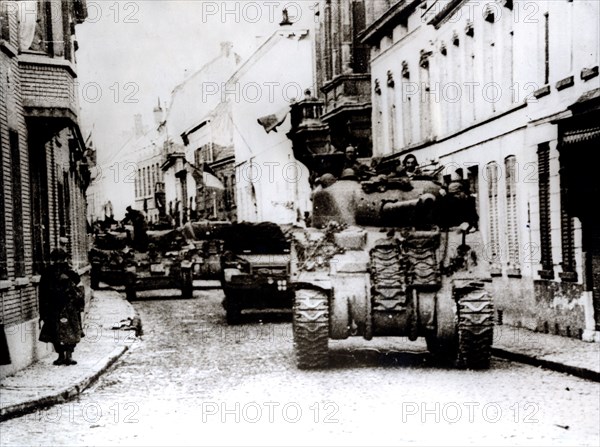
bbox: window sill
[556,76,574,91]
[533,85,551,99]
[14,277,30,287]
[490,267,503,277]
[506,268,522,278]
[0,40,18,58]
[581,66,599,81]
[0,280,12,291]
[559,271,578,282]
[538,269,555,280]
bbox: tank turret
[311,175,478,230]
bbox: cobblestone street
[1,289,599,446]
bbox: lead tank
[290,172,494,369]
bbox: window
[231,174,236,207]
[387,70,396,153]
[506,30,515,104]
[419,51,432,142]
[155,163,160,189]
[152,165,156,194]
[465,23,476,123]
[543,12,549,85]
[135,169,139,198]
[537,143,553,278]
[467,165,479,211]
[486,162,501,270]
[401,62,412,146]
[324,0,332,80]
[10,131,25,277]
[505,156,520,270]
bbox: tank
[290,172,494,370]
[124,228,194,301]
[89,228,134,289]
[218,222,293,324]
[181,221,232,280]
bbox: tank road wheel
[456,286,494,369]
[293,289,329,369]
[426,288,459,367]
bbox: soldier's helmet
[50,248,68,264]
[340,168,357,180]
[319,173,337,187]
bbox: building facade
[362,0,599,339]
[229,24,313,225]
[162,42,240,225]
[314,0,373,157]
[133,109,166,226]
[180,100,236,222]
[1,0,92,377]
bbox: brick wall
[20,61,76,110]
[1,48,38,326]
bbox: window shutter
[537,143,553,278]
[486,162,501,269]
[505,156,520,268]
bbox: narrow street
[1,290,598,446]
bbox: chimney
[280,8,292,26]
[220,41,233,57]
[153,97,163,128]
[133,113,144,137]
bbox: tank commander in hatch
[343,145,374,180]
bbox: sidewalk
[1,294,598,423]
[491,324,600,382]
[0,290,139,422]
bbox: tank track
[293,289,329,369]
[370,239,407,311]
[403,234,440,287]
[455,286,494,369]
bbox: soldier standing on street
[38,248,85,366]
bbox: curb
[492,347,600,383]
[0,344,130,422]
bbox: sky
[76,0,318,164]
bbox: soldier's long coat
[38,264,85,346]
